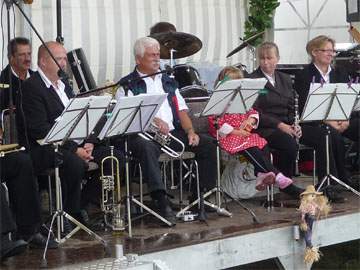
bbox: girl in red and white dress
[208,66,303,197]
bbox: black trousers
[301,124,348,181]
[343,111,359,142]
[128,129,217,193]
[263,129,298,177]
[1,152,41,235]
[241,146,279,176]
[29,145,85,215]
[1,184,16,234]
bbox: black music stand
[301,82,360,197]
[188,78,267,221]
[41,96,111,265]
[98,93,173,237]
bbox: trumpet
[100,146,125,231]
[138,123,185,158]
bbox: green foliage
[244,0,280,46]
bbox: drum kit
[149,30,263,98]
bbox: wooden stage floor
[1,180,360,269]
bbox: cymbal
[0,83,9,88]
[226,31,265,58]
[150,31,202,59]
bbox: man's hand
[153,117,170,135]
[76,147,94,162]
[83,143,94,156]
[187,130,200,146]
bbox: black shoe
[1,235,27,261]
[27,232,58,249]
[344,178,360,191]
[280,184,304,198]
[321,185,345,203]
[159,204,177,225]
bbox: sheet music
[201,78,267,116]
[98,94,167,139]
[43,95,112,143]
[301,83,360,121]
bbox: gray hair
[133,36,160,58]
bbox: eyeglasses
[317,49,335,54]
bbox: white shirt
[11,66,31,80]
[38,67,70,107]
[115,69,188,131]
[314,64,331,83]
[262,70,275,87]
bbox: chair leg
[48,175,53,215]
[313,149,316,186]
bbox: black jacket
[294,63,350,115]
[250,68,295,138]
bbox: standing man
[116,37,217,223]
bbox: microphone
[164,65,174,75]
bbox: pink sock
[275,173,293,189]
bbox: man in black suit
[0,37,34,110]
[20,41,124,227]
[20,41,88,221]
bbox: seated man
[19,41,123,229]
[0,149,58,250]
[116,36,217,223]
[1,184,27,260]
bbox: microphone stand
[7,0,69,82]
[55,0,64,44]
[4,0,16,143]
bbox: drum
[173,65,209,98]
[67,48,97,93]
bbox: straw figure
[298,185,331,264]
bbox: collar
[136,67,162,79]
[11,66,30,80]
[313,63,332,80]
[261,69,275,85]
[38,67,64,90]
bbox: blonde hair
[258,41,280,59]
[306,35,335,61]
[214,66,244,88]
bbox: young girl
[208,66,303,198]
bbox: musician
[0,37,34,110]
[208,66,303,198]
[294,35,358,192]
[0,149,58,250]
[19,41,88,226]
[249,42,300,181]
[116,37,217,222]
[1,184,27,260]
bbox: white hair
[133,37,160,58]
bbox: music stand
[98,93,173,237]
[41,96,111,264]
[301,82,360,197]
[194,78,267,219]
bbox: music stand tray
[98,94,173,237]
[42,96,111,253]
[189,78,267,220]
[301,82,360,197]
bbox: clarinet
[293,90,301,176]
